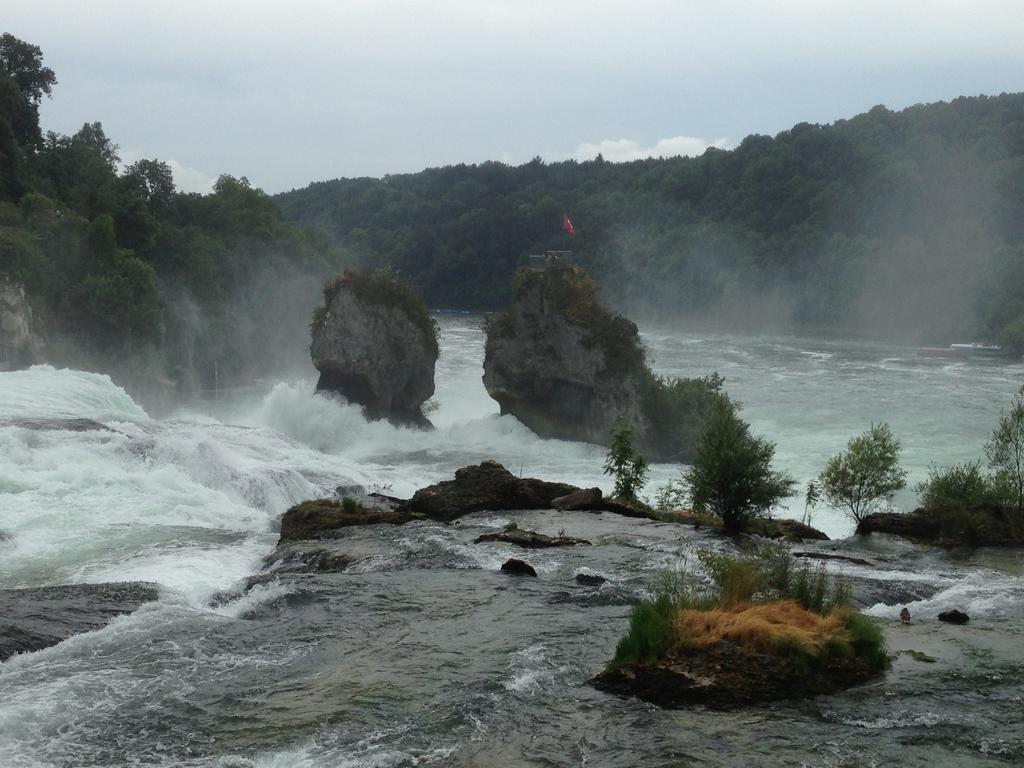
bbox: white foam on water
[0,365,149,421]
[864,569,1024,620]
[0,367,356,599]
[833,710,945,729]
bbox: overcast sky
[8,1,1024,194]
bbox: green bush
[515,265,645,370]
[915,460,998,509]
[843,611,889,671]
[482,311,514,339]
[697,544,851,614]
[985,385,1024,512]
[686,400,796,532]
[640,371,728,461]
[603,423,649,501]
[820,423,907,524]
[613,571,707,664]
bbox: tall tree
[0,33,56,147]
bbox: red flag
[562,213,576,235]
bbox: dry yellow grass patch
[672,599,846,653]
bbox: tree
[603,423,649,502]
[0,33,56,147]
[819,423,907,524]
[985,385,1024,512]
[686,399,795,532]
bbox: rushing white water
[2,318,1022,597]
[1,316,1022,767]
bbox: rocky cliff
[310,270,438,426]
[483,263,724,461]
[0,277,37,371]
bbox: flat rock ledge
[278,461,830,544]
[475,529,591,548]
[0,582,159,662]
[591,642,882,710]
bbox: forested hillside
[0,34,347,392]
[277,94,1024,346]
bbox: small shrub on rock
[916,460,998,509]
[686,400,796,532]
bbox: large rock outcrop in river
[0,276,38,371]
[482,263,725,461]
[858,505,1024,547]
[310,269,439,426]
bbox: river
[0,316,1021,767]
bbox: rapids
[0,316,1021,767]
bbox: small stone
[575,573,607,586]
[500,558,537,577]
[899,607,911,624]
[937,609,969,625]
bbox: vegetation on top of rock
[685,399,796,532]
[596,545,886,708]
[315,267,439,357]
[820,423,907,524]
[278,498,413,543]
[483,262,729,461]
[603,423,649,502]
[513,265,645,370]
[870,388,1024,547]
[915,460,1001,510]
[985,385,1024,512]
[858,505,1024,547]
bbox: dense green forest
[277,93,1024,346]
[0,34,347,393]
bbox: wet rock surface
[0,277,37,371]
[500,558,538,577]
[310,270,438,426]
[278,498,415,543]
[591,641,884,710]
[858,506,1024,548]
[474,528,591,548]
[397,460,580,522]
[0,582,159,661]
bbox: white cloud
[560,135,733,164]
[165,158,216,195]
[120,149,216,194]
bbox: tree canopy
[0,33,348,388]
[276,93,1024,348]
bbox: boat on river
[916,343,1013,359]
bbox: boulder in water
[575,573,608,586]
[397,460,579,521]
[278,498,414,543]
[937,609,970,625]
[500,558,537,577]
[310,270,438,427]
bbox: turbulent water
[0,316,1021,767]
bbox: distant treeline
[277,93,1024,346]
[0,33,347,390]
